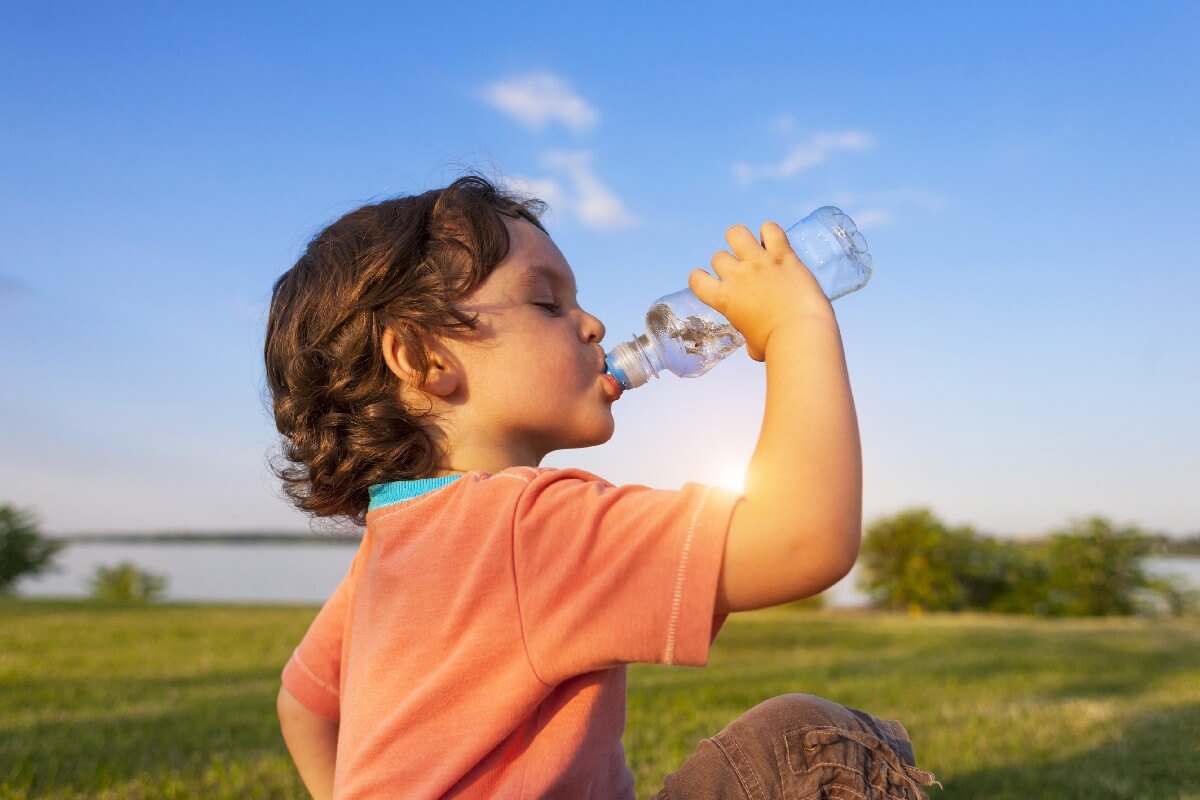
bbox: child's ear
[381,327,459,397]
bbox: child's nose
[580,311,605,344]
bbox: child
[267,175,939,799]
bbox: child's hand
[688,221,833,362]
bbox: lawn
[1,599,1197,799]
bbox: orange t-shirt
[281,465,741,799]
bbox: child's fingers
[688,268,724,310]
[710,249,739,279]
[760,221,791,256]
[725,224,763,261]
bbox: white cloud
[232,296,270,324]
[500,173,568,216]
[817,188,949,229]
[505,152,637,231]
[769,113,797,135]
[846,208,894,228]
[734,130,876,185]
[542,151,637,230]
[830,188,948,213]
[479,73,630,228]
[480,72,599,133]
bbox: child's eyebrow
[517,263,578,298]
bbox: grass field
[2,599,1198,799]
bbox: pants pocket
[782,724,940,800]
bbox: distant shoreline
[50,532,362,545]
[46,531,1200,555]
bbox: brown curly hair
[264,174,548,523]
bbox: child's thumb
[688,268,722,310]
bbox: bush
[858,509,1193,617]
[89,561,168,603]
[1037,517,1161,616]
[857,508,989,612]
[0,504,64,594]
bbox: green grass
[2,600,1198,799]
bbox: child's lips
[600,372,623,401]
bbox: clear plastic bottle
[605,206,872,391]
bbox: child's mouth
[600,373,623,401]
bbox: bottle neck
[606,332,664,390]
[633,333,664,376]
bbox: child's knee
[714,694,938,798]
[727,693,854,735]
[658,696,938,799]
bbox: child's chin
[581,415,616,446]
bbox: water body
[15,542,1200,608]
[18,541,359,604]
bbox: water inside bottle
[646,301,744,370]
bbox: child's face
[429,215,617,467]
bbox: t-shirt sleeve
[280,553,357,723]
[511,468,742,685]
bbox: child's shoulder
[469,466,674,513]
[484,465,607,482]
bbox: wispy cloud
[820,188,949,228]
[232,296,270,324]
[480,71,631,229]
[768,113,798,136]
[503,151,637,231]
[846,209,895,228]
[542,151,636,229]
[734,130,876,185]
[480,72,599,133]
[829,188,948,214]
[500,173,568,214]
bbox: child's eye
[534,302,561,314]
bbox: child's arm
[690,221,862,614]
[277,685,338,800]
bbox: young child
[267,175,938,799]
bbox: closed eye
[534,302,561,313]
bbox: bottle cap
[607,339,651,389]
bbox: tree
[89,561,168,603]
[1038,517,1156,616]
[858,508,1190,617]
[858,507,983,612]
[0,504,64,594]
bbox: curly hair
[264,175,548,523]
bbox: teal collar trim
[367,474,465,511]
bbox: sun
[714,462,747,495]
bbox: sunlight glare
[715,463,747,495]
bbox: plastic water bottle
[604,207,872,392]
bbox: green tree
[89,561,168,603]
[984,540,1051,615]
[858,507,984,612]
[1038,516,1156,616]
[859,509,1191,617]
[0,504,63,594]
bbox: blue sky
[2,2,1197,537]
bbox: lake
[15,541,1200,608]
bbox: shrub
[1037,517,1158,616]
[857,507,982,612]
[0,504,64,594]
[89,561,168,603]
[858,509,1192,617]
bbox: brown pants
[651,694,940,800]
